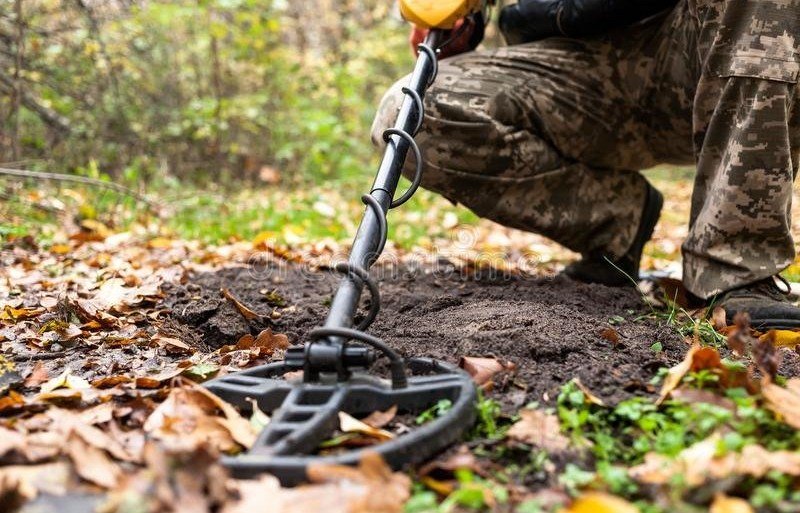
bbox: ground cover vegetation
[4,2,800,513]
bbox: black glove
[499,0,680,46]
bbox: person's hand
[408,17,482,59]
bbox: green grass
[1,177,480,250]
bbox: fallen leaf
[144,379,256,451]
[669,388,735,411]
[253,328,290,352]
[459,356,515,386]
[338,412,394,441]
[599,327,621,346]
[40,369,90,394]
[573,378,605,406]
[629,434,800,487]
[0,461,73,501]
[308,452,410,512]
[361,405,397,429]
[710,494,754,513]
[66,434,120,488]
[507,408,570,452]
[418,445,482,482]
[560,492,638,513]
[221,288,260,321]
[91,375,132,388]
[183,363,220,381]
[0,306,44,322]
[23,362,50,388]
[753,337,780,380]
[657,345,723,404]
[762,378,800,429]
[657,344,700,405]
[0,391,25,413]
[711,306,728,331]
[153,333,195,355]
[760,330,800,349]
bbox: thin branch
[0,167,159,210]
[0,72,72,134]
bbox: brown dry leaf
[24,362,50,387]
[0,461,73,501]
[253,328,290,353]
[361,405,397,429]
[753,337,781,380]
[669,388,735,411]
[221,288,260,321]
[507,408,570,452]
[144,379,256,451]
[308,451,411,513]
[762,378,800,429]
[0,391,24,413]
[710,494,754,513]
[459,356,515,386]
[226,452,409,513]
[66,433,120,488]
[71,298,119,327]
[657,344,700,405]
[134,366,183,389]
[599,327,621,346]
[657,277,697,309]
[153,333,195,355]
[338,412,394,441]
[418,445,482,480]
[573,378,606,406]
[711,306,729,331]
[656,345,723,404]
[560,492,639,513]
[629,434,800,487]
[91,375,132,388]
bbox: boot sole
[735,317,800,331]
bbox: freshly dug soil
[167,262,691,405]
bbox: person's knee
[370,77,408,147]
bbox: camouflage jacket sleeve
[499,0,679,44]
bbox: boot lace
[744,276,791,302]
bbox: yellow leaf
[561,492,639,513]
[760,330,800,349]
[710,494,754,513]
[146,237,173,249]
[252,231,278,249]
[50,244,71,255]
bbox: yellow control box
[398,0,483,29]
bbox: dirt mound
[165,262,693,405]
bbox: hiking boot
[718,276,800,330]
[564,182,663,287]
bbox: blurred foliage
[0,0,412,185]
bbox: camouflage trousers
[372,0,800,299]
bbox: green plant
[416,399,453,425]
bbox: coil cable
[309,43,439,389]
